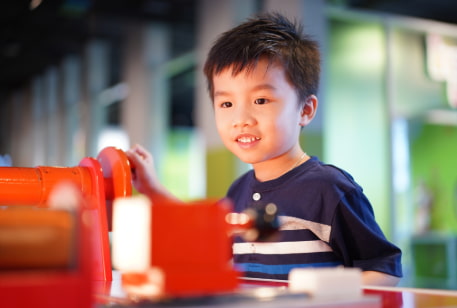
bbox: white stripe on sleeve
[233,240,333,255]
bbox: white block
[289,267,362,298]
[112,195,151,272]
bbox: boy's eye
[254,98,268,105]
[220,101,232,108]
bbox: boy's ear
[299,95,318,126]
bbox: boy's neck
[253,152,309,182]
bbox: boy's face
[212,58,313,166]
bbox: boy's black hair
[203,12,321,102]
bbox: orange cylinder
[0,166,93,206]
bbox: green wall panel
[326,19,391,237]
[206,147,237,198]
[411,123,457,233]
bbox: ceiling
[0,0,196,99]
[346,0,457,24]
[1,0,456,101]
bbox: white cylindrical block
[289,267,362,298]
[112,195,151,272]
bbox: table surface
[94,272,457,308]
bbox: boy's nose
[232,106,255,127]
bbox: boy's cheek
[214,121,227,137]
[214,113,229,128]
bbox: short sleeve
[329,188,403,277]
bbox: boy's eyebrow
[214,84,277,98]
[213,90,230,98]
[252,84,277,92]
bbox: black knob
[243,203,280,242]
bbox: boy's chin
[238,157,261,165]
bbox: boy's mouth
[235,134,261,147]
[237,136,260,143]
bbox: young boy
[127,12,402,286]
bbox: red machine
[0,146,280,304]
[0,147,132,308]
[0,146,131,281]
[112,196,279,300]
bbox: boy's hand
[126,144,159,196]
[362,271,400,286]
[126,144,181,204]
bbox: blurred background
[1,0,456,290]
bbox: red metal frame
[97,146,132,231]
[78,156,112,281]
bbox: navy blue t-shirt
[227,156,402,281]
